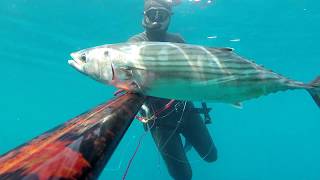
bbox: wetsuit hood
[144,0,172,11]
[142,0,173,35]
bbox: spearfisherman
[128,0,218,179]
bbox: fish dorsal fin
[205,47,234,54]
[216,47,234,52]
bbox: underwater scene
[0,0,320,179]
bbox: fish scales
[117,43,282,84]
[69,42,320,106]
[108,43,288,102]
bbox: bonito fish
[68,42,320,107]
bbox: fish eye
[104,51,109,56]
[80,54,86,62]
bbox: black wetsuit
[128,31,217,180]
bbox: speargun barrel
[0,93,145,180]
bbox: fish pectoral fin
[120,65,146,71]
[231,102,243,109]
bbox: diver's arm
[166,32,185,43]
[128,32,185,43]
[128,32,147,42]
[174,33,186,43]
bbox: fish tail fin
[307,76,320,108]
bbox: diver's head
[143,0,173,34]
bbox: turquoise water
[1,0,320,179]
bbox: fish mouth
[68,52,84,72]
[71,52,84,64]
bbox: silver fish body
[68,42,320,105]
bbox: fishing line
[122,132,147,180]
[159,101,187,151]
[125,100,213,178]
[156,101,216,165]
[162,141,216,165]
[104,135,135,172]
[122,117,156,180]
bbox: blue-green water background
[1,0,320,179]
